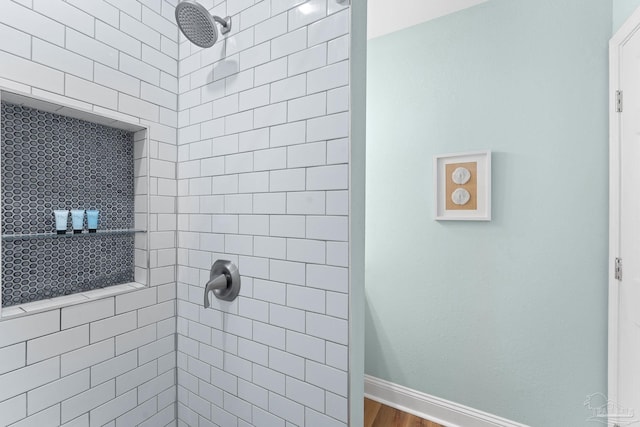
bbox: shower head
[175,0,232,48]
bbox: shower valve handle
[204,260,241,307]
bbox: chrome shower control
[204,260,241,307]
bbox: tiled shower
[0,0,353,426]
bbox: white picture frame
[434,151,491,221]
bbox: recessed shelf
[1,93,149,308]
[1,229,146,242]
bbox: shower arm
[213,15,232,34]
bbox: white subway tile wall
[0,289,177,426]
[0,0,178,425]
[0,0,351,425]
[176,1,350,426]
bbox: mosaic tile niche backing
[1,102,136,307]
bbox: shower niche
[0,90,149,310]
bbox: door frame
[608,5,640,409]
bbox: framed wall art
[434,151,491,221]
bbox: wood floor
[364,398,444,427]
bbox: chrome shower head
[175,0,231,48]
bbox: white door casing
[610,6,640,426]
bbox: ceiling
[367,0,489,40]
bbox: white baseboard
[364,375,529,427]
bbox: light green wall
[613,0,640,32]
[365,1,611,425]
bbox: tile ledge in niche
[0,282,146,321]
[0,87,146,132]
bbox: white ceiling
[367,0,489,40]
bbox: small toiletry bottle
[86,209,99,233]
[70,210,85,234]
[54,210,69,234]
